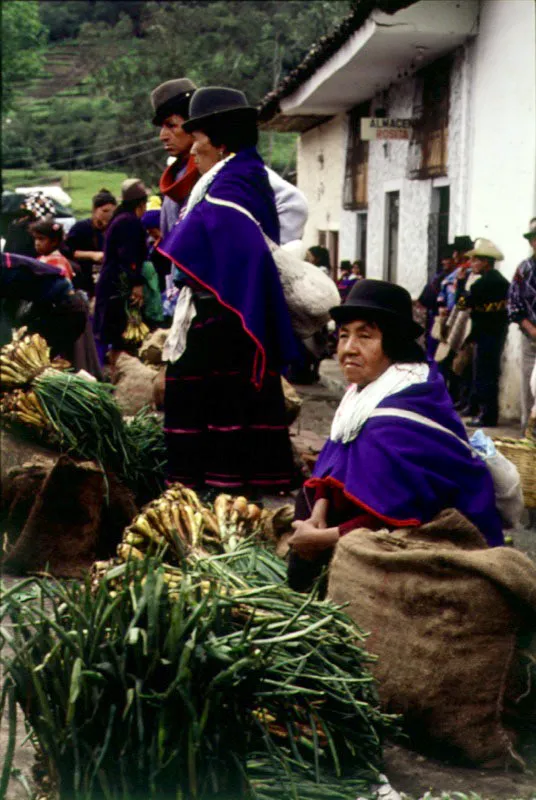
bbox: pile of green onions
[1,546,397,799]
[6,370,166,502]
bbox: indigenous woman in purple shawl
[93,179,148,367]
[159,87,299,492]
[288,279,504,593]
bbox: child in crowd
[29,218,75,281]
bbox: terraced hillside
[26,41,92,100]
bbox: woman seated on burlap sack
[288,278,504,593]
[158,87,300,493]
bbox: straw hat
[466,238,504,261]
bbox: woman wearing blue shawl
[159,88,299,492]
[287,279,504,593]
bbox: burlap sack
[2,457,138,577]
[112,352,160,415]
[281,376,302,425]
[2,456,105,578]
[328,509,536,766]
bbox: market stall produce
[1,541,397,800]
[0,331,165,503]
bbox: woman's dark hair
[381,324,426,363]
[340,260,352,272]
[92,188,117,209]
[200,110,258,152]
[29,216,64,244]
[308,245,330,268]
[341,309,426,364]
[111,196,147,220]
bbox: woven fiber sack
[327,509,536,766]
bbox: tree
[2,1,46,116]
[3,1,351,178]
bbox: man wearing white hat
[459,238,509,426]
[507,218,536,428]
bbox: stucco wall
[466,0,536,419]
[297,114,346,249]
[294,0,535,419]
[365,50,468,298]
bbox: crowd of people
[1,75,535,558]
[417,225,536,429]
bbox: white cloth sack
[485,450,525,529]
[262,231,340,338]
[205,194,340,338]
[469,429,524,529]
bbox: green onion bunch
[4,369,166,502]
[1,549,397,799]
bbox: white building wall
[466,0,536,419]
[365,50,467,298]
[297,114,346,249]
[294,0,535,419]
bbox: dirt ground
[2,374,536,799]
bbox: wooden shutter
[411,56,450,179]
[343,104,369,209]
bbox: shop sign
[360,118,413,141]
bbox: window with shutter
[343,104,370,210]
[410,56,451,180]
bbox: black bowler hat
[330,278,423,339]
[182,87,257,133]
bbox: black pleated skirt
[164,299,294,492]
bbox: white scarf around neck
[330,362,430,444]
[162,154,235,364]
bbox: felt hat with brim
[439,243,455,260]
[151,78,197,126]
[466,238,504,260]
[453,235,474,253]
[121,179,148,203]
[182,87,257,133]
[330,278,423,338]
[523,219,536,240]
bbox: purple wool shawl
[158,148,300,387]
[307,363,504,547]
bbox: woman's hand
[287,520,339,561]
[130,285,144,307]
[309,497,328,529]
